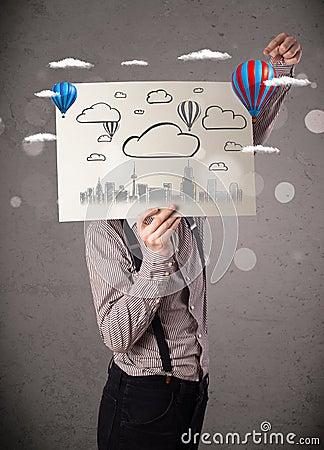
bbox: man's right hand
[137,205,182,257]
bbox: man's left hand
[263,32,302,65]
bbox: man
[85,32,302,450]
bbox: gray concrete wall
[0,0,323,448]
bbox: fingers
[170,216,182,231]
[283,48,302,66]
[160,217,182,250]
[151,215,181,240]
[144,205,177,234]
[263,32,302,65]
[263,32,288,56]
[137,207,159,230]
[279,37,301,64]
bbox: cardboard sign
[55,81,255,221]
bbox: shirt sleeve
[84,220,176,353]
[253,56,296,146]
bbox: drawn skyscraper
[207,179,217,202]
[137,183,148,203]
[116,185,128,202]
[181,160,195,201]
[163,182,172,203]
[229,182,238,202]
[95,178,104,203]
[105,182,115,203]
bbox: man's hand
[137,205,181,257]
[263,32,302,65]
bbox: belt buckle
[165,372,172,384]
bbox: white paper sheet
[55,81,256,221]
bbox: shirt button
[197,333,202,339]
[155,298,160,304]
[190,305,195,310]
[186,276,191,281]
[164,271,170,276]
[167,261,173,267]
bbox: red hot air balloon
[231,60,277,122]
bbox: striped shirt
[85,58,295,381]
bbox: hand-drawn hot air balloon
[177,100,201,131]
[231,60,277,122]
[51,82,77,118]
[103,120,119,140]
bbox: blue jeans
[97,361,209,450]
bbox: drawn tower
[129,162,138,202]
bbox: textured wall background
[0,0,323,449]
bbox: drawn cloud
[114,91,127,98]
[209,162,228,171]
[146,89,173,104]
[242,145,280,154]
[202,106,247,129]
[24,133,57,143]
[178,49,231,61]
[48,58,94,69]
[122,122,200,158]
[121,60,149,66]
[87,153,106,161]
[224,141,242,151]
[263,76,311,87]
[193,87,204,94]
[76,102,121,123]
[97,135,112,143]
[34,90,59,98]
[134,109,145,115]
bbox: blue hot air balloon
[231,60,277,122]
[51,82,77,118]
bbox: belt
[108,359,209,394]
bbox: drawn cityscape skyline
[79,160,243,206]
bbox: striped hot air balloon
[103,121,119,139]
[177,100,201,131]
[51,82,77,118]
[231,60,277,122]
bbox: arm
[85,220,177,353]
[253,32,302,145]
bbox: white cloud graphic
[114,91,127,98]
[134,109,145,115]
[122,122,200,158]
[76,103,121,123]
[34,90,59,98]
[178,49,231,61]
[87,153,106,161]
[209,162,228,171]
[97,135,112,142]
[121,60,149,66]
[146,89,173,104]
[242,145,280,154]
[24,133,56,143]
[263,76,311,87]
[193,87,204,93]
[224,141,242,151]
[48,57,94,69]
[203,106,247,129]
